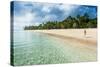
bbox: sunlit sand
[33,28,97,51]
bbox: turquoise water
[12,31,97,66]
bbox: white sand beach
[32,28,97,51]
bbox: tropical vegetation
[24,13,97,30]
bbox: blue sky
[11,1,97,30]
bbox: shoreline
[43,32,97,45]
[27,28,97,48]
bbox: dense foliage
[24,13,97,30]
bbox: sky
[11,1,97,31]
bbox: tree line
[24,13,97,30]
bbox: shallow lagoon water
[12,31,97,66]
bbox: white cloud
[41,3,56,13]
[58,4,79,15]
[42,6,51,13]
[14,13,33,24]
[14,12,39,30]
[43,14,57,22]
